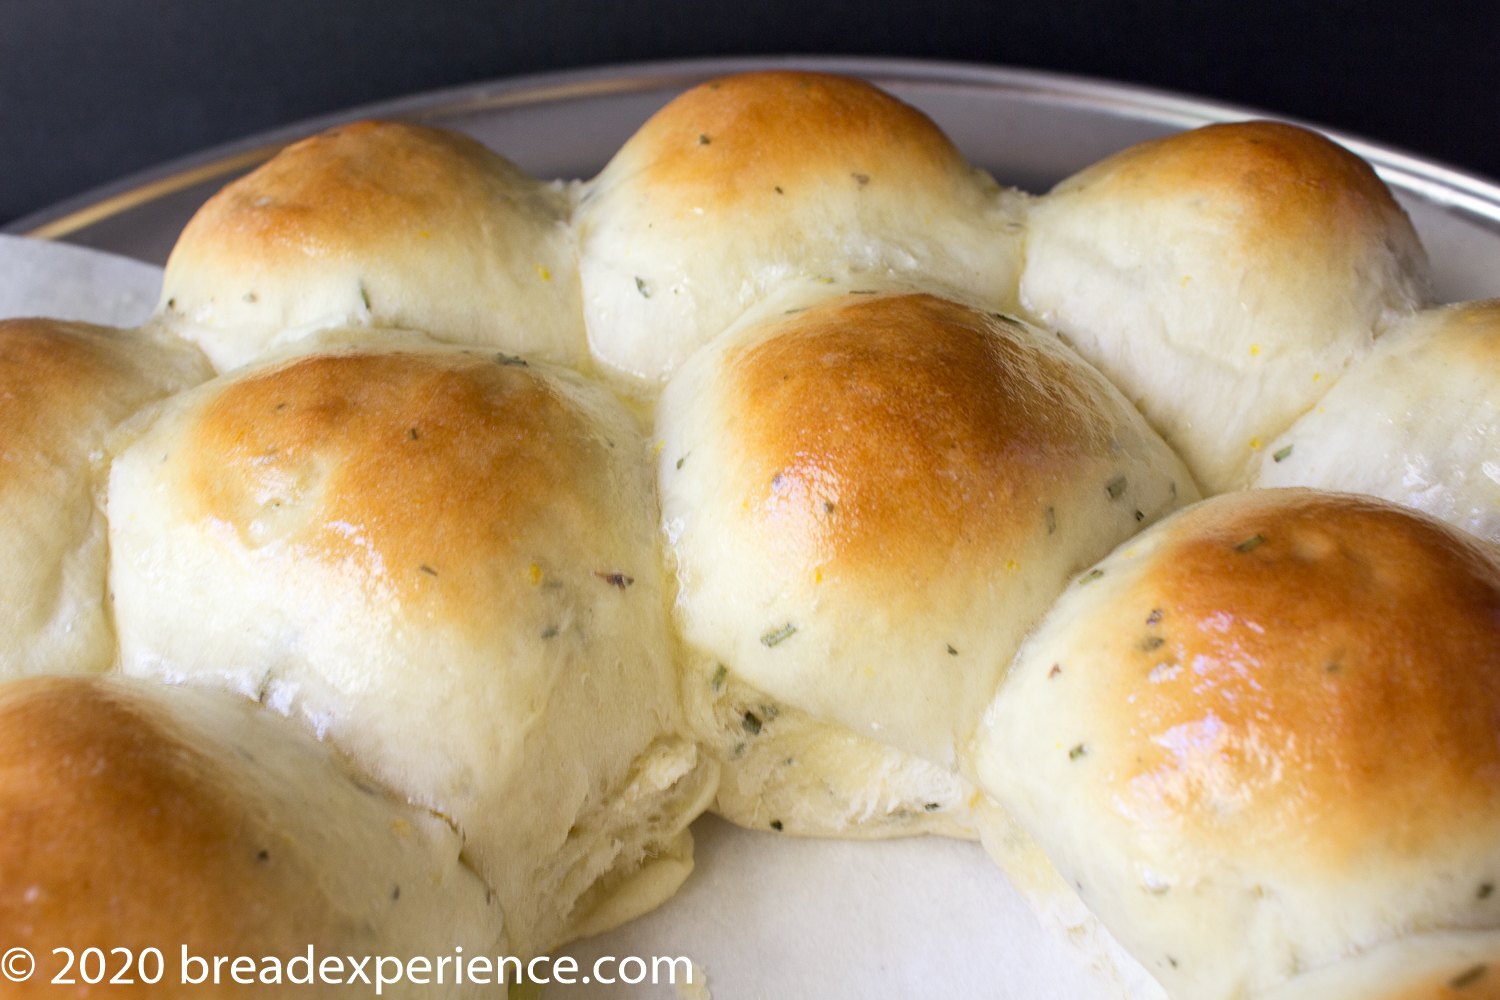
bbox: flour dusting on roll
[1254,300,1500,545]
[159,121,584,373]
[657,285,1197,836]
[577,71,1025,395]
[0,675,503,998]
[0,318,210,680]
[1021,121,1430,493]
[108,335,717,956]
[975,489,1500,999]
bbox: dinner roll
[159,121,584,373]
[108,336,717,957]
[575,71,1025,395]
[0,318,209,680]
[974,489,1500,999]
[1021,121,1431,493]
[0,674,502,998]
[1254,300,1500,544]
[657,286,1197,833]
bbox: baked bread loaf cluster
[6,69,1499,997]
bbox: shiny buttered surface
[974,490,1500,999]
[1,70,1497,996]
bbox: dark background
[3,0,1497,227]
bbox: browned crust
[0,677,338,996]
[187,350,607,613]
[721,293,1116,589]
[622,71,975,216]
[1090,491,1500,865]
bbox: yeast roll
[109,335,716,956]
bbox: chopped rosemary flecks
[392,885,401,901]
[774,186,783,194]
[1147,609,1163,625]
[409,427,419,440]
[849,289,876,295]
[1135,509,1145,522]
[852,173,870,185]
[1480,882,1495,899]
[541,626,559,640]
[710,664,728,690]
[359,283,371,310]
[1235,534,1266,553]
[946,644,958,656]
[742,711,762,735]
[761,623,797,647]
[635,276,651,298]
[594,571,635,589]
[257,849,270,863]
[1451,965,1487,990]
[770,820,783,831]
[1106,475,1128,500]
[677,455,687,470]
[1069,744,1088,760]
[419,565,438,577]
[496,353,528,367]
[1045,507,1057,535]
[925,802,941,812]
[1079,569,1105,585]
[1138,636,1165,652]
[822,500,836,514]
[1273,444,1293,462]
[698,133,711,145]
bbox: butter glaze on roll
[1255,300,1500,544]
[0,318,210,679]
[974,489,1500,999]
[0,675,502,998]
[108,336,717,956]
[159,121,584,373]
[1021,121,1430,493]
[576,71,1025,395]
[657,287,1197,834]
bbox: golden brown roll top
[576,71,1025,395]
[0,674,502,998]
[974,489,1500,999]
[0,318,210,679]
[159,121,584,372]
[1254,299,1500,545]
[108,337,717,957]
[658,288,1196,835]
[1021,120,1431,493]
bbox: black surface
[4,0,1498,226]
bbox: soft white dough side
[1020,121,1430,493]
[107,333,717,957]
[576,71,1025,396]
[0,318,211,680]
[1254,300,1500,545]
[1256,931,1500,1000]
[158,120,586,373]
